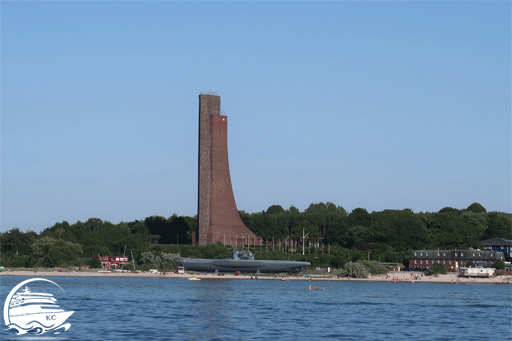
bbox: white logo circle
[3,278,74,335]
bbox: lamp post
[302,228,308,255]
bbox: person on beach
[314,284,319,290]
[308,284,312,291]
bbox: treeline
[242,202,511,263]
[0,202,510,269]
[0,215,195,269]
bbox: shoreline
[1,270,511,284]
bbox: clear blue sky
[2,1,510,233]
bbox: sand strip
[1,271,511,284]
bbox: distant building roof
[480,238,512,246]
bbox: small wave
[6,322,71,335]
[6,322,44,335]
[51,323,71,334]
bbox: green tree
[266,205,285,215]
[181,216,198,243]
[347,208,371,227]
[329,254,348,270]
[426,263,448,275]
[287,206,303,243]
[338,261,369,278]
[128,220,149,235]
[494,260,505,270]
[1,254,32,268]
[201,242,231,259]
[86,218,104,231]
[485,212,512,239]
[1,228,38,256]
[145,216,172,244]
[361,260,389,275]
[31,237,83,267]
[168,215,191,244]
[88,258,102,268]
[139,251,179,270]
[304,202,347,246]
[139,252,160,268]
[427,209,474,249]
[346,225,374,249]
[41,221,71,240]
[466,202,486,214]
[439,207,460,214]
[459,211,488,248]
[466,260,475,268]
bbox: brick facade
[409,249,504,270]
[196,94,260,246]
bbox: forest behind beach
[1,202,510,270]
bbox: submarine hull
[175,257,310,273]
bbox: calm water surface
[1,276,510,340]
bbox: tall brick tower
[196,93,260,246]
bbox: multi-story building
[408,249,504,271]
[480,237,512,259]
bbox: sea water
[1,276,510,340]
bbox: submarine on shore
[175,250,310,274]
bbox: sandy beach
[1,270,511,284]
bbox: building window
[461,252,464,256]
[414,260,417,264]
[414,252,417,256]
[455,252,458,257]
[443,252,446,256]
[426,252,429,256]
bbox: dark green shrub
[329,255,347,270]
[139,251,179,270]
[338,261,368,278]
[1,254,32,268]
[494,260,505,270]
[427,263,448,275]
[361,260,389,275]
[87,258,102,268]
